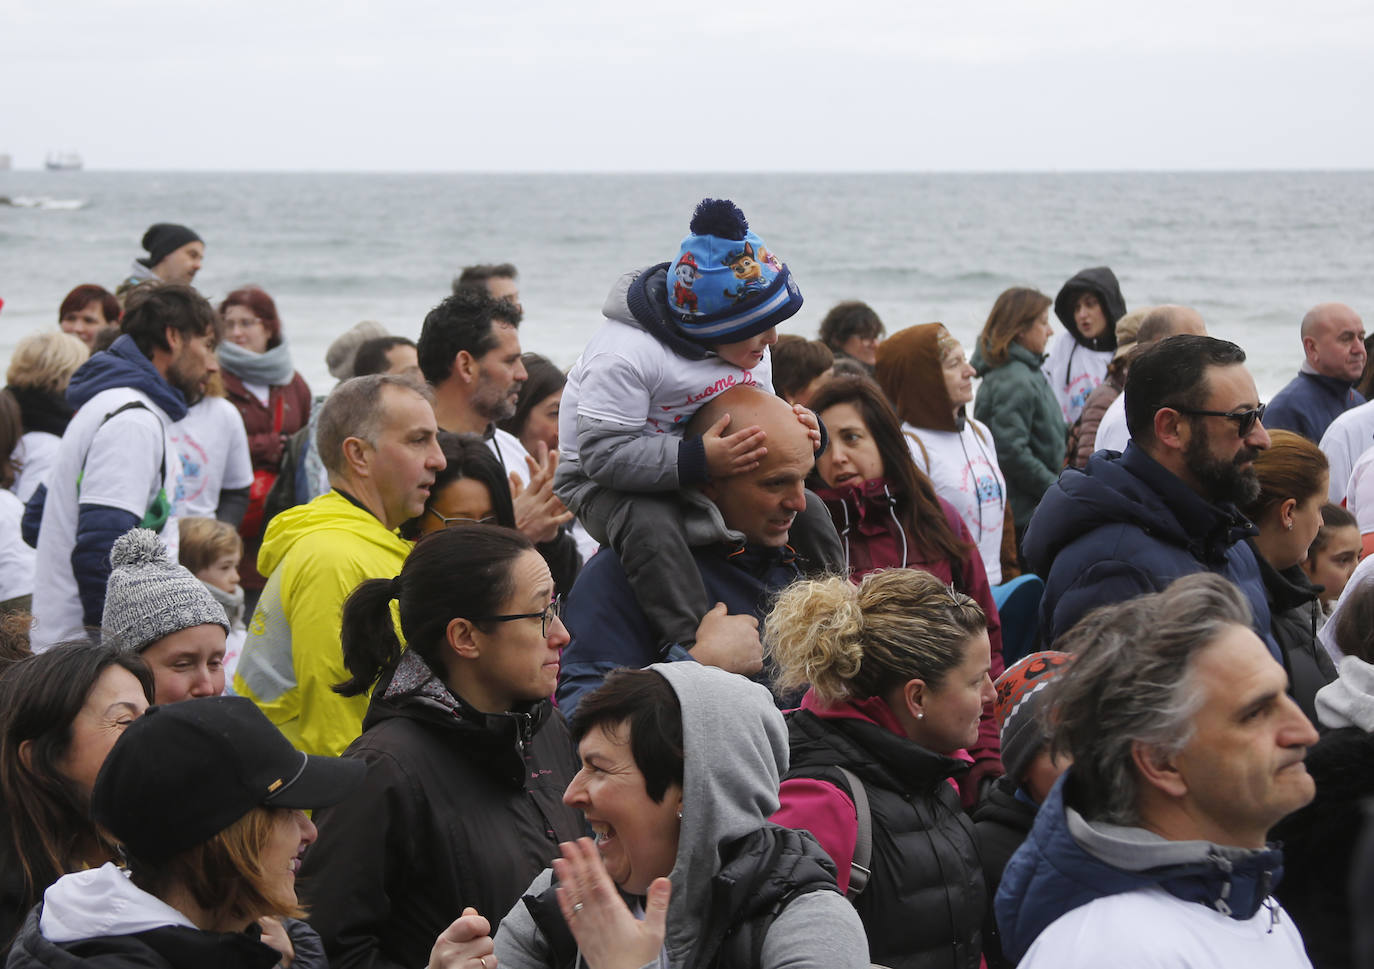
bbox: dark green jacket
[973,342,1067,530]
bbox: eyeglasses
[426,508,498,528]
[1168,403,1267,437]
[473,595,563,637]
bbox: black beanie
[139,223,203,268]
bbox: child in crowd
[178,516,246,677]
[1042,266,1127,424]
[554,198,833,651]
[771,334,835,407]
[1303,502,1362,625]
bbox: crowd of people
[1,197,1374,968]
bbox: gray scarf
[205,581,246,630]
[218,340,296,385]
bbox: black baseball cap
[92,696,365,861]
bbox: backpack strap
[78,400,171,530]
[833,766,873,899]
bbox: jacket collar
[1120,445,1257,563]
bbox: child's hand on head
[792,403,822,453]
[702,413,767,479]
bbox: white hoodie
[39,863,195,942]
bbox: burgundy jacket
[221,370,313,471]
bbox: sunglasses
[1168,403,1267,437]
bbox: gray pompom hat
[102,529,229,652]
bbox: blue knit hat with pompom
[666,199,803,344]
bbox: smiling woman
[494,663,869,969]
[6,696,364,969]
[300,525,585,969]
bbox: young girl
[178,517,246,678]
[1303,503,1362,625]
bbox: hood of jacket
[995,771,1286,962]
[970,340,1044,378]
[6,385,74,437]
[1053,267,1126,352]
[1316,655,1374,731]
[1023,444,1257,575]
[64,334,187,421]
[875,322,963,433]
[362,648,554,788]
[602,264,711,362]
[39,863,195,942]
[650,661,793,967]
[972,774,1039,834]
[256,490,408,578]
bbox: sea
[3,170,1373,398]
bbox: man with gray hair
[996,573,1318,967]
[1266,302,1366,442]
[234,374,445,756]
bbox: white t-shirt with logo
[559,318,773,462]
[901,418,1007,584]
[1042,331,1112,426]
[10,431,62,504]
[171,397,253,518]
[0,489,35,605]
[30,387,183,651]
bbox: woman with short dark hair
[494,662,868,969]
[300,525,585,969]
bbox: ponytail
[335,577,404,697]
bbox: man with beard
[27,284,219,649]
[417,287,574,557]
[1023,335,1278,656]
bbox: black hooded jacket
[1053,266,1126,353]
[298,651,584,969]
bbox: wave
[0,196,88,210]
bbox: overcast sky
[4,0,1371,172]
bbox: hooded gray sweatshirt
[495,662,869,969]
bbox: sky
[3,0,1372,172]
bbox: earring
[677,811,683,820]
[1285,520,1294,531]
[917,713,924,720]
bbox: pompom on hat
[101,528,228,652]
[666,198,803,344]
[993,651,1073,786]
[139,223,203,269]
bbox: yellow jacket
[234,491,410,756]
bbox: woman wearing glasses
[404,432,582,593]
[299,525,585,969]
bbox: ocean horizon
[4,169,1373,399]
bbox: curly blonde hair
[764,569,986,704]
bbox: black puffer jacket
[1270,726,1374,969]
[299,651,584,969]
[784,709,984,969]
[971,777,1039,969]
[1250,541,1337,723]
[6,903,280,969]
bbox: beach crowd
[3,198,1374,968]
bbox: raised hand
[428,907,496,969]
[511,442,573,544]
[553,837,672,969]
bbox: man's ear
[341,435,371,478]
[1153,407,1188,452]
[163,326,184,355]
[1131,739,1188,799]
[452,350,478,386]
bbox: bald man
[556,386,843,718]
[1266,302,1367,442]
[1093,305,1209,455]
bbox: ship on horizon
[44,151,83,171]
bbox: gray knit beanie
[325,320,389,380]
[102,529,229,652]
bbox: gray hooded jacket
[495,663,869,969]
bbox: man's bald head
[1136,305,1207,346]
[690,385,816,547]
[1300,302,1366,382]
